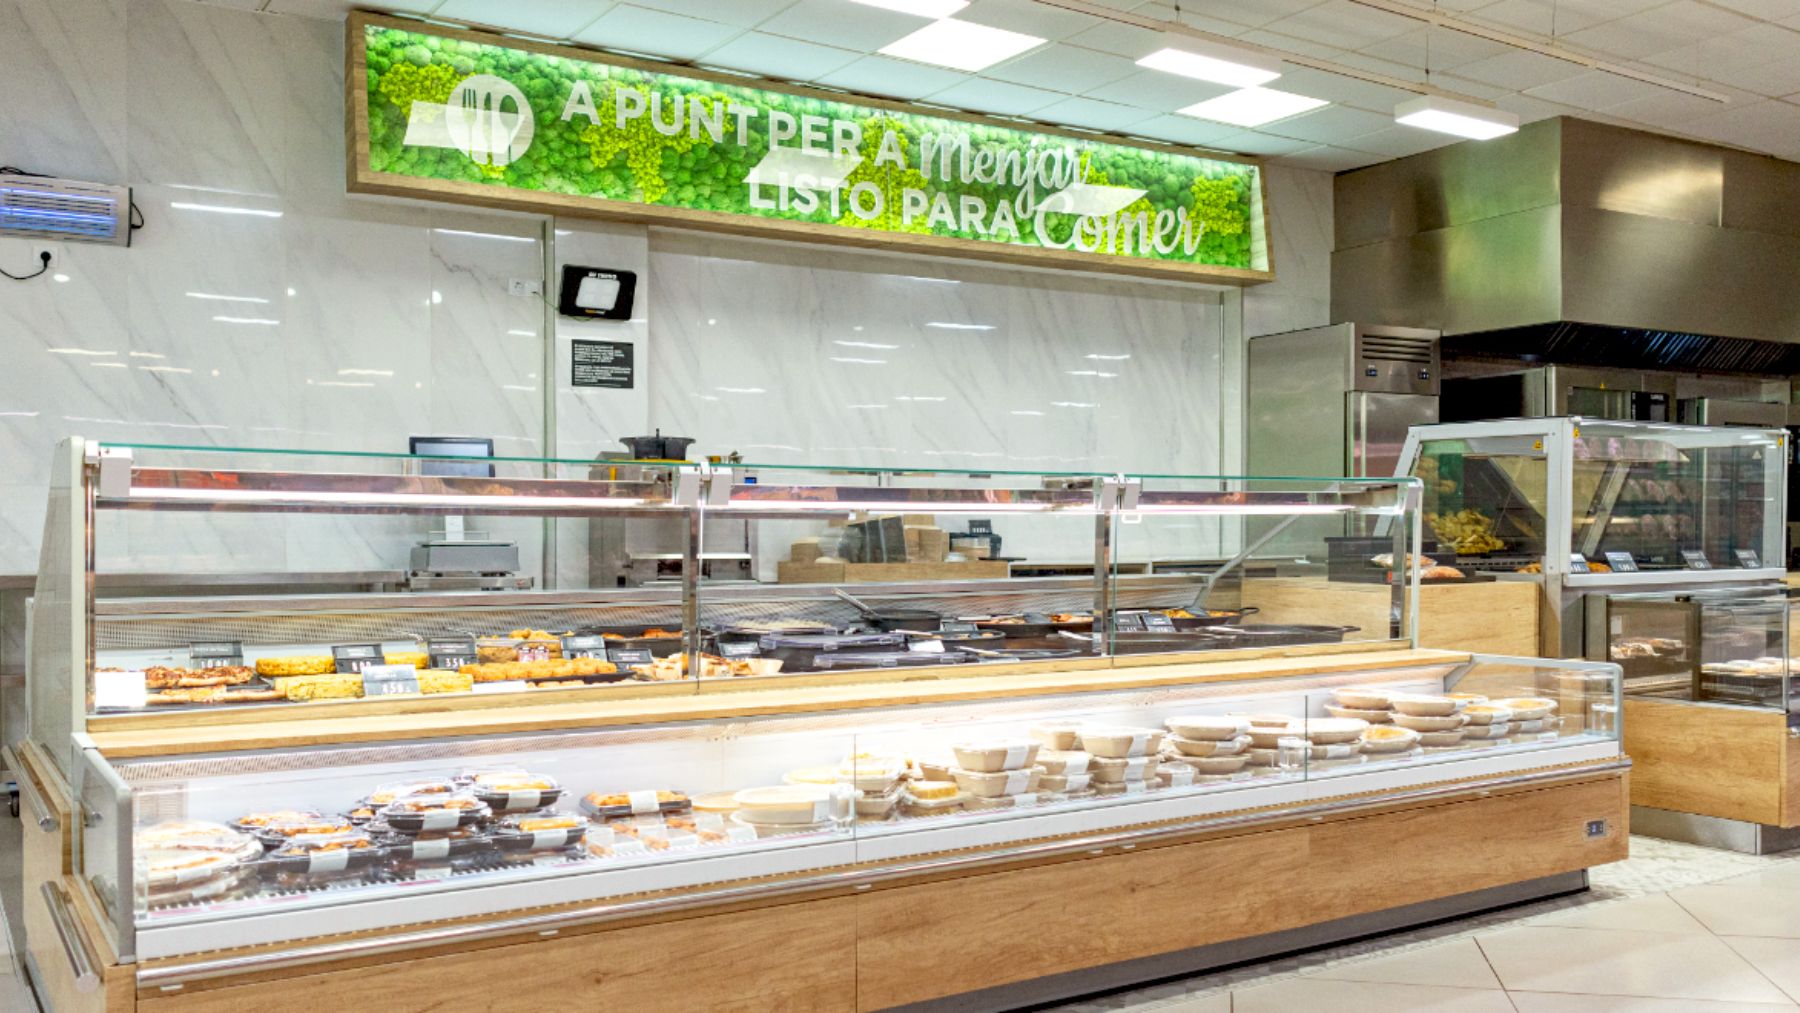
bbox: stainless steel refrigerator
[1247,324,1441,480]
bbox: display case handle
[40,882,99,992]
[12,759,58,832]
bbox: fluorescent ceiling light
[1394,95,1518,140]
[880,18,1045,72]
[848,0,967,15]
[1137,41,1281,88]
[1177,87,1327,127]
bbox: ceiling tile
[1357,27,1516,72]
[572,5,740,59]
[1706,58,1800,98]
[1084,69,1234,113]
[1710,0,1800,15]
[1127,113,1245,148]
[983,43,1139,92]
[1208,130,1318,156]
[1680,97,1800,151]
[1602,88,1755,128]
[1259,104,1393,144]
[1463,0,1608,37]
[1344,124,1457,157]
[1263,0,1419,49]
[757,0,922,51]
[1135,0,1320,32]
[1492,90,1584,123]
[1269,66,1419,111]
[958,0,1095,42]
[1233,28,1357,62]
[621,0,794,28]
[1561,1,1758,62]
[697,31,861,80]
[1276,144,1386,171]
[1027,95,1155,132]
[433,0,617,37]
[1451,48,1588,90]
[1524,69,1668,110]
[1058,19,1164,60]
[926,77,1066,116]
[1426,73,1511,100]
[815,54,969,101]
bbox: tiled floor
[1049,837,1800,1012]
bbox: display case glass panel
[1604,589,1790,709]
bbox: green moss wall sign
[347,13,1273,285]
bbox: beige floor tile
[1476,925,1791,1004]
[1305,937,1501,989]
[1509,992,1797,1012]
[1528,893,1712,934]
[1672,884,1800,939]
[1139,994,1231,1013]
[1713,866,1800,891]
[1233,978,1515,1013]
[1725,936,1800,1005]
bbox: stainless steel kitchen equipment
[587,454,755,586]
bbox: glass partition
[1603,589,1790,710]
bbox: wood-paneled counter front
[1244,577,1541,656]
[1625,697,1800,827]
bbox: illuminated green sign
[351,15,1270,282]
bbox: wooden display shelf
[86,647,1470,758]
[1624,696,1800,827]
[27,765,1626,1013]
[1243,576,1541,656]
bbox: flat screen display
[409,437,494,478]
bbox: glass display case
[33,439,1429,777]
[1395,418,1788,654]
[71,653,1620,966]
[1602,589,1792,711]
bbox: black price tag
[360,663,421,697]
[1569,554,1591,574]
[332,644,384,674]
[1114,612,1147,632]
[1603,551,1638,573]
[607,648,654,667]
[1736,549,1761,568]
[560,634,609,659]
[719,641,760,658]
[939,621,979,634]
[1681,550,1712,570]
[188,641,243,668]
[1142,613,1177,633]
[426,636,476,670]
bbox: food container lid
[756,632,901,650]
[580,789,693,818]
[366,779,459,805]
[229,809,327,834]
[268,829,379,854]
[253,814,360,840]
[811,650,966,669]
[136,820,262,855]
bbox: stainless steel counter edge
[135,759,1629,990]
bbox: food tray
[469,778,565,814]
[1164,715,1251,741]
[257,832,387,876]
[580,790,693,820]
[379,796,491,834]
[367,823,497,861]
[493,815,588,852]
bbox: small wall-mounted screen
[409,436,495,478]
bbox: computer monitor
[409,436,495,478]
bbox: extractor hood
[1331,117,1800,375]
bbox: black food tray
[472,785,566,813]
[579,794,693,820]
[379,801,492,834]
[493,823,588,852]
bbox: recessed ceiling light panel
[1137,40,1281,88]
[1393,95,1519,140]
[1177,87,1327,127]
[879,18,1046,72]
[848,0,968,15]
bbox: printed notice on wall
[572,339,634,389]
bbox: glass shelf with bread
[1601,588,1790,710]
[79,652,1620,963]
[38,440,1428,745]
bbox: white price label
[307,849,351,874]
[412,838,450,860]
[611,839,650,858]
[473,680,528,694]
[626,790,660,814]
[417,810,460,832]
[1002,769,1030,794]
[665,832,700,851]
[94,669,147,710]
[1012,792,1039,809]
[1002,744,1027,769]
[1122,781,1148,796]
[909,638,946,654]
[725,825,760,845]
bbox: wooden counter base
[1624,697,1800,827]
[26,766,1626,1013]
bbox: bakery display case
[1396,418,1788,655]
[1599,587,1800,852]
[34,440,1430,770]
[30,650,1624,1010]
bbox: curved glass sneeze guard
[62,441,1421,719]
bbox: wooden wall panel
[1624,697,1785,825]
[1244,577,1540,656]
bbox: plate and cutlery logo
[403,74,535,168]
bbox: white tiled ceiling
[214,0,1800,171]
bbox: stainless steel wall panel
[1722,149,1800,241]
[1561,118,1723,227]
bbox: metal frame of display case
[1394,417,1788,656]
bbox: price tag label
[1114,612,1146,632]
[719,640,760,659]
[1736,549,1761,568]
[1681,550,1711,570]
[426,636,476,670]
[725,825,760,845]
[607,648,654,667]
[1569,554,1591,574]
[332,644,384,674]
[94,669,147,709]
[939,621,979,634]
[909,638,946,654]
[472,680,527,694]
[188,641,243,668]
[560,634,608,659]
[361,663,421,697]
[1603,551,1638,573]
[611,839,650,858]
[1142,613,1176,633]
